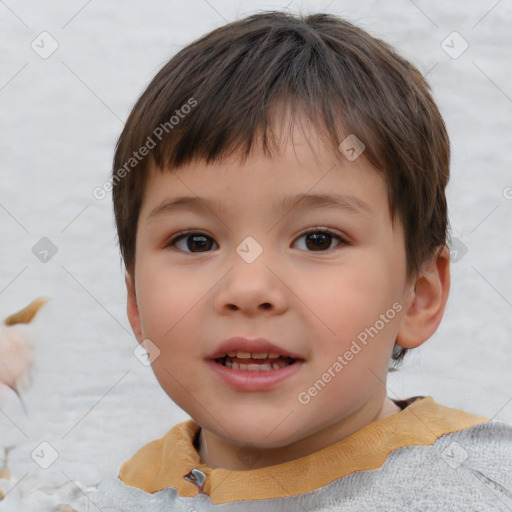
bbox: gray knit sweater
[82,420,512,511]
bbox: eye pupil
[305,232,331,251]
[188,235,212,252]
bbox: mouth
[214,352,297,371]
[207,351,304,391]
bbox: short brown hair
[112,11,450,366]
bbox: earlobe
[125,272,143,343]
[396,246,450,349]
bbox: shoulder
[291,420,512,511]
[323,400,512,510]
[77,477,181,512]
[437,419,512,469]
[372,420,512,509]
[394,399,512,506]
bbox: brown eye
[168,232,217,252]
[293,229,346,252]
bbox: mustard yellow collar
[120,397,489,504]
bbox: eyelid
[164,230,211,247]
[296,226,347,238]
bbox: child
[92,10,512,511]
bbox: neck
[197,394,401,471]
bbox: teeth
[224,360,291,371]
[219,349,298,371]
[224,351,284,359]
[248,364,269,371]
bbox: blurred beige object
[0,447,14,486]
[4,297,49,326]
[0,297,49,401]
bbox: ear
[396,246,450,349]
[125,272,143,343]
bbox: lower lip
[206,359,304,391]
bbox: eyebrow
[147,192,374,222]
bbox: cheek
[136,266,197,340]
[152,361,204,408]
[137,270,209,357]
[297,264,402,370]
[298,263,389,335]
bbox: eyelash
[164,228,348,253]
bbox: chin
[217,418,302,450]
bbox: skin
[125,119,450,471]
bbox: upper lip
[208,337,304,360]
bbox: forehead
[141,122,393,229]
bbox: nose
[213,249,288,316]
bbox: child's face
[126,121,417,464]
